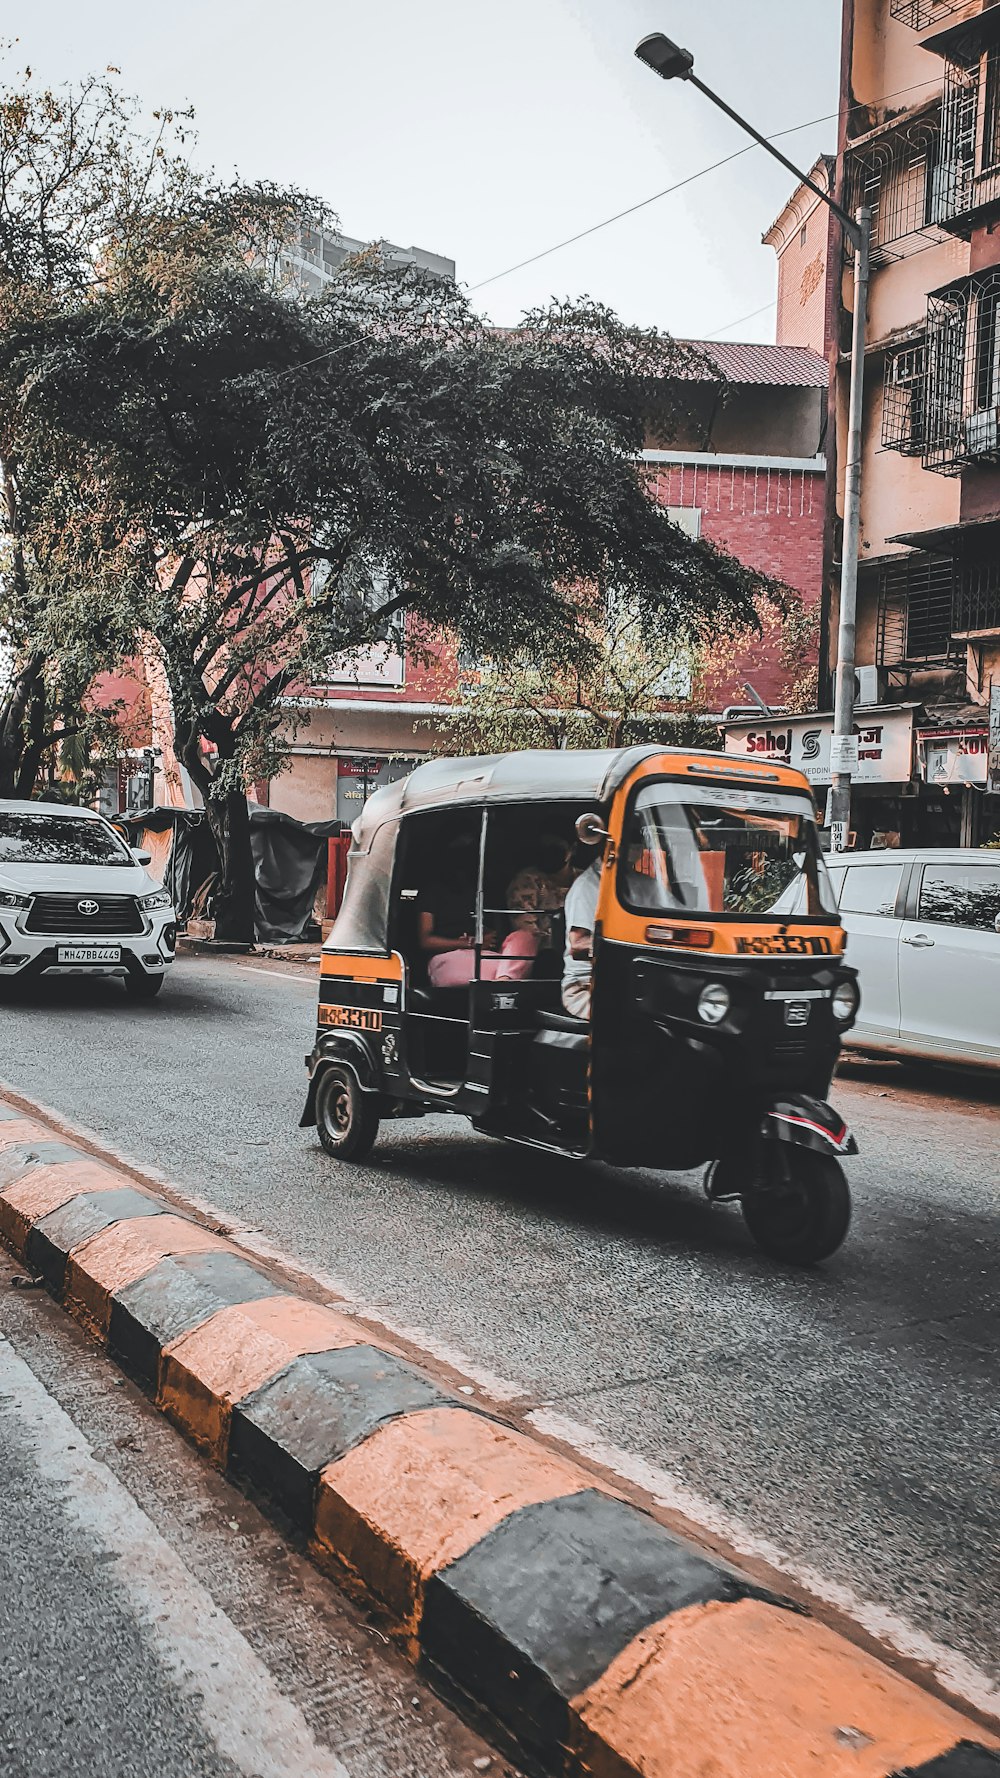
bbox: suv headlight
[697,982,731,1025]
[832,979,860,1024]
[137,889,172,912]
[0,891,29,910]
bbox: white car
[0,800,176,999]
[828,848,1000,1071]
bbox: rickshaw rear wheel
[315,1065,380,1161]
[742,1151,850,1266]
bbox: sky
[11,0,842,343]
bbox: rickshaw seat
[411,985,469,1019]
[535,1009,590,1036]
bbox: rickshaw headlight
[697,982,731,1025]
[832,979,860,1024]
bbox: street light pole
[635,35,870,851]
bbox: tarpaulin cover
[119,804,343,943]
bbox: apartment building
[828,0,1000,844]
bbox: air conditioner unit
[854,666,886,706]
[964,407,1000,456]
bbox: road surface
[0,955,997,1724]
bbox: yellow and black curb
[1,1096,997,1778]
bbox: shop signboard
[335,755,418,823]
[723,708,914,788]
[918,728,989,788]
[990,684,1000,792]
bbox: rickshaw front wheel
[315,1065,380,1162]
[742,1151,851,1266]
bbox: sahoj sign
[723,707,915,787]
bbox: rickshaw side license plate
[319,1004,383,1032]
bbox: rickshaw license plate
[785,1001,811,1026]
[736,934,833,956]
[319,1004,383,1032]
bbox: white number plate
[57,945,122,964]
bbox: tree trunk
[0,652,45,798]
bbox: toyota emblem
[77,899,100,916]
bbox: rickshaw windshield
[619,782,837,919]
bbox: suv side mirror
[131,848,152,867]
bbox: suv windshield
[0,813,133,867]
[619,782,837,919]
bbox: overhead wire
[467,72,944,296]
[271,72,946,378]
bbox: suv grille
[25,894,143,935]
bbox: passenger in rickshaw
[418,833,540,987]
[507,834,573,949]
[561,851,602,1020]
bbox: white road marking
[0,1336,349,1778]
[528,1406,1000,1724]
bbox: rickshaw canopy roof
[350,746,722,851]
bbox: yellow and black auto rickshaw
[301,747,860,1264]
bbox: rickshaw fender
[299,1037,380,1127]
[761,1094,858,1157]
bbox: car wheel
[124,973,165,1000]
[742,1151,851,1265]
[315,1065,380,1161]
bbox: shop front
[723,704,1000,847]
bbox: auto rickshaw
[301,747,860,1264]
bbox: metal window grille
[846,116,944,263]
[955,548,1000,634]
[924,269,1000,471]
[882,340,927,453]
[932,24,1000,231]
[890,0,971,26]
[873,555,962,666]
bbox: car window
[839,863,902,916]
[0,813,132,866]
[917,862,1000,933]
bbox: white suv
[829,848,1000,1071]
[0,801,176,999]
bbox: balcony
[922,268,1000,472]
[845,112,945,265]
[890,0,974,27]
[925,8,1000,233]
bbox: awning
[885,514,1000,551]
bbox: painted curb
[0,1097,996,1778]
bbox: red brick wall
[650,461,825,708]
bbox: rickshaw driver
[561,853,602,1019]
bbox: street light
[636,34,872,852]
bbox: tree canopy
[2,62,778,938]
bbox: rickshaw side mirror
[576,812,612,846]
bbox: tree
[16,176,771,939]
[0,61,319,803]
[437,593,700,754]
[0,64,193,796]
[692,589,821,716]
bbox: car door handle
[902,934,935,947]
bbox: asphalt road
[0,1248,516,1778]
[1,956,997,1720]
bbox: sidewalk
[177,936,322,966]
